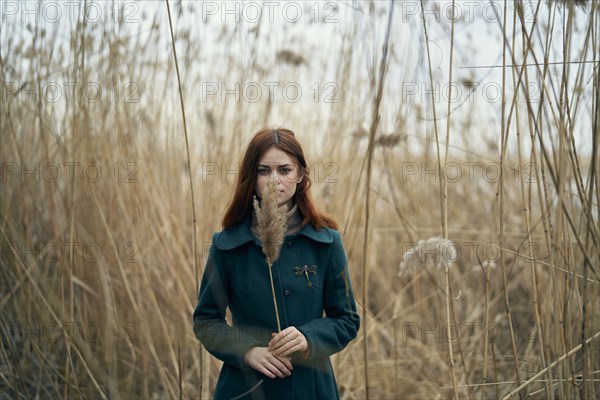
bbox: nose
[269,170,282,183]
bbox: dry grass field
[1,1,599,399]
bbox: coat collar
[214,213,333,250]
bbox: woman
[193,127,360,399]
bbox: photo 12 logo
[401,320,539,345]
[1,240,141,264]
[2,81,139,104]
[1,161,139,184]
[402,81,541,106]
[399,239,543,266]
[199,2,340,24]
[1,1,140,24]
[399,161,540,184]
[199,81,339,104]
[200,161,339,183]
[398,1,539,24]
[1,320,139,345]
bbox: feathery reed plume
[253,180,288,332]
[276,49,305,66]
[253,180,287,264]
[398,237,458,277]
[375,132,404,148]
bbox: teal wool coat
[193,214,360,399]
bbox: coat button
[284,290,290,296]
[287,241,294,247]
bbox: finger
[277,341,304,357]
[271,327,295,342]
[268,336,286,352]
[269,328,302,355]
[269,328,298,351]
[263,361,286,378]
[275,355,293,370]
[267,355,292,376]
[271,330,300,353]
[268,330,288,349]
[263,359,288,378]
[256,364,276,379]
[271,336,299,356]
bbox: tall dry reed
[253,180,288,332]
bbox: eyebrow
[257,163,293,168]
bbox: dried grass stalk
[253,180,288,332]
[398,236,460,398]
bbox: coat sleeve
[296,230,360,362]
[192,233,262,371]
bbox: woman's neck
[250,199,305,238]
[280,199,294,212]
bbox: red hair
[221,127,339,230]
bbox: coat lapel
[296,223,333,244]
[214,213,334,251]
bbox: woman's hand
[268,326,309,358]
[243,347,293,379]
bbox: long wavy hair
[221,127,339,230]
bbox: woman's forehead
[258,148,296,165]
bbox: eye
[279,168,292,175]
[257,168,270,176]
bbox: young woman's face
[255,147,302,208]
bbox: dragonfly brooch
[294,265,317,288]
